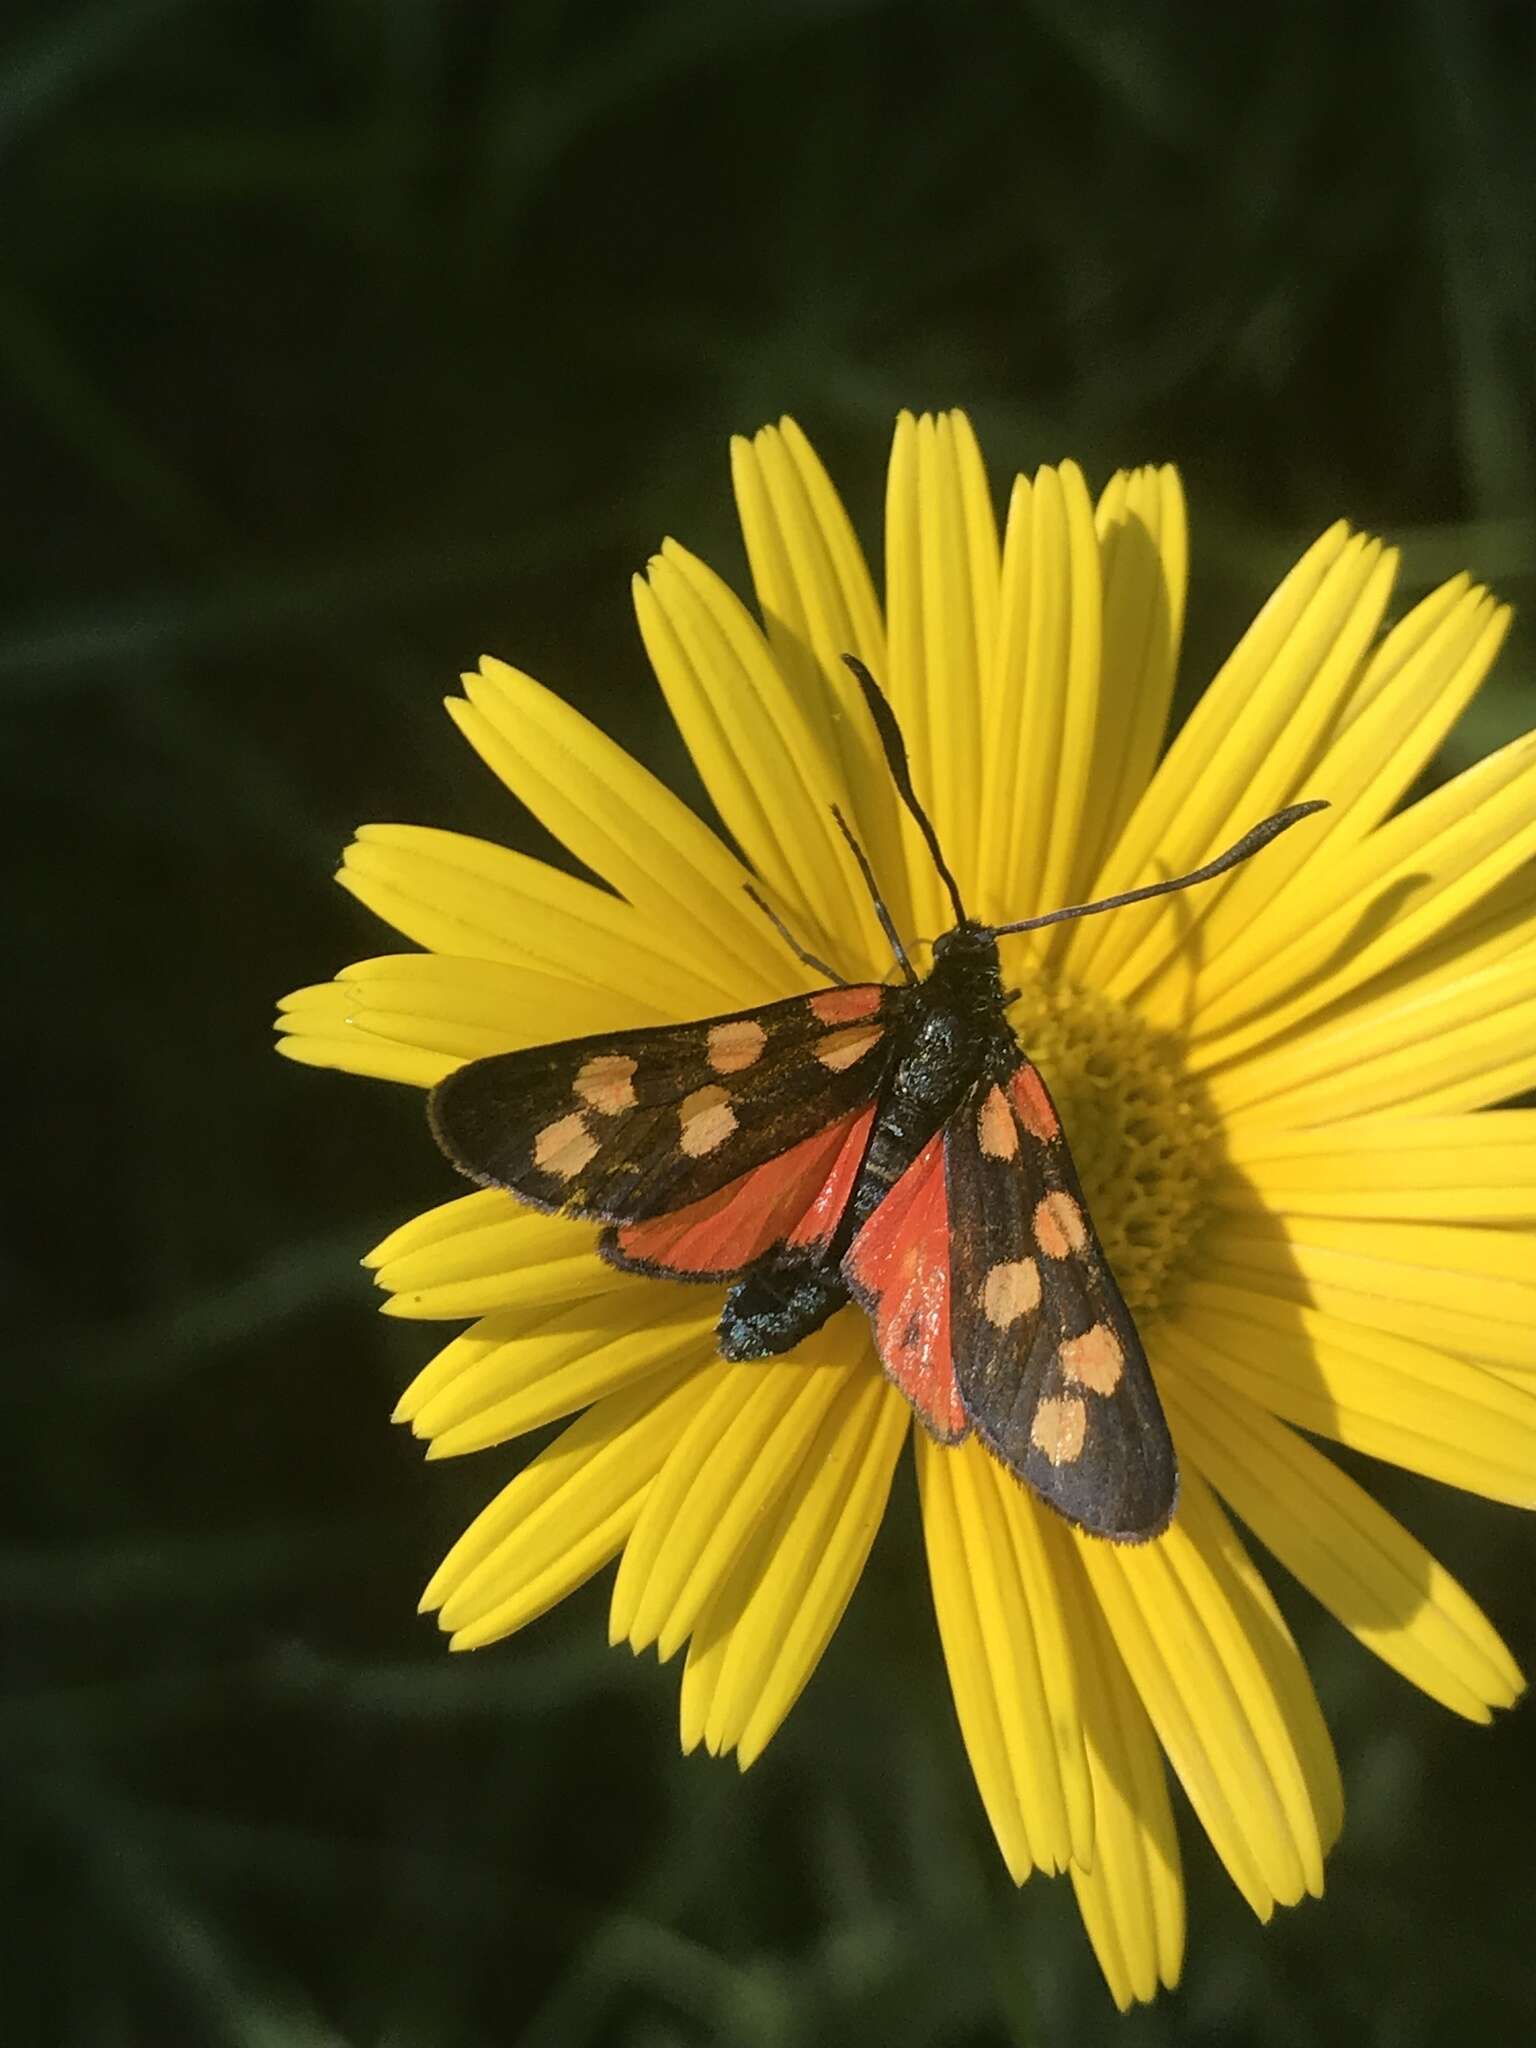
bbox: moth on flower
[430,657,1325,1542]
[278,412,1533,2009]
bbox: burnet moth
[429,660,1326,1541]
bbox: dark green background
[9,3,1535,2042]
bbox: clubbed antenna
[842,655,969,927]
[986,802,1330,938]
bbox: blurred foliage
[5,0,1535,2042]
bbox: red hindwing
[841,1133,967,1441]
[606,1105,875,1279]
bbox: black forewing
[943,1065,1178,1541]
[428,986,901,1222]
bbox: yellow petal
[337,822,742,1015]
[453,659,790,999]
[274,1025,453,1089]
[1411,1047,1536,1117]
[1212,1111,1536,1222]
[884,411,1001,926]
[1199,1218,1536,1371]
[1079,1470,1336,1916]
[1270,577,1502,853]
[374,1208,617,1321]
[1166,1372,1522,1718]
[1062,465,1187,913]
[635,543,887,977]
[1043,1518,1183,2008]
[1204,872,1536,1122]
[1175,1471,1344,1854]
[1143,584,1508,1036]
[1070,520,1381,991]
[1188,585,1510,1035]
[414,1292,717,1458]
[677,1512,781,1761]
[427,1364,709,1643]
[1184,726,1536,1060]
[677,1342,909,1764]
[733,417,888,685]
[334,952,673,1058]
[917,1434,1095,1879]
[1109,536,1395,1017]
[367,1194,584,1276]
[981,460,1103,931]
[1175,1290,1536,1503]
[731,419,912,938]
[610,1349,864,1660]
[364,1188,522,1270]
[1077,1524,1277,1918]
[1202,963,1536,1135]
[391,1319,506,1426]
[274,949,670,1078]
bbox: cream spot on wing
[1034,1190,1087,1259]
[1031,1395,1087,1466]
[1060,1322,1124,1395]
[679,1085,738,1157]
[977,1085,1017,1159]
[980,1258,1041,1328]
[810,985,883,1024]
[707,1019,767,1074]
[815,1024,884,1072]
[574,1053,638,1114]
[533,1111,598,1179]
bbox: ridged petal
[1199,1218,1536,1371]
[981,461,1104,932]
[364,1189,516,1271]
[917,1436,1096,1880]
[369,1199,628,1325]
[1212,1111,1536,1222]
[1079,1471,1338,1917]
[1198,895,1536,1123]
[453,659,790,999]
[1041,1517,1183,2009]
[610,1348,869,1661]
[678,1339,908,1764]
[884,411,1001,926]
[1174,1291,1536,1502]
[1175,1473,1344,1852]
[635,542,888,977]
[1181,726,1536,1062]
[391,1321,503,1427]
[1067,522,1387,991]
[1064,465,1187,910]
[1183,585,1511,1038]
[1174,583,1507,1036]
[274,1022,452,1088]
[730,418,913,938]
[425,1365,710,1645]
[371,1201,593,1304]
[292,952,672,1062]
[410,1290,716,1458]
[336,822,743,1013]
[1166,1372,1522,1719]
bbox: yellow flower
[276,412,1533,2009]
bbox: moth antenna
[830,804,917,985]
[986,801,1330,938]
[743,884,849,985]
[842,655,969,927]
